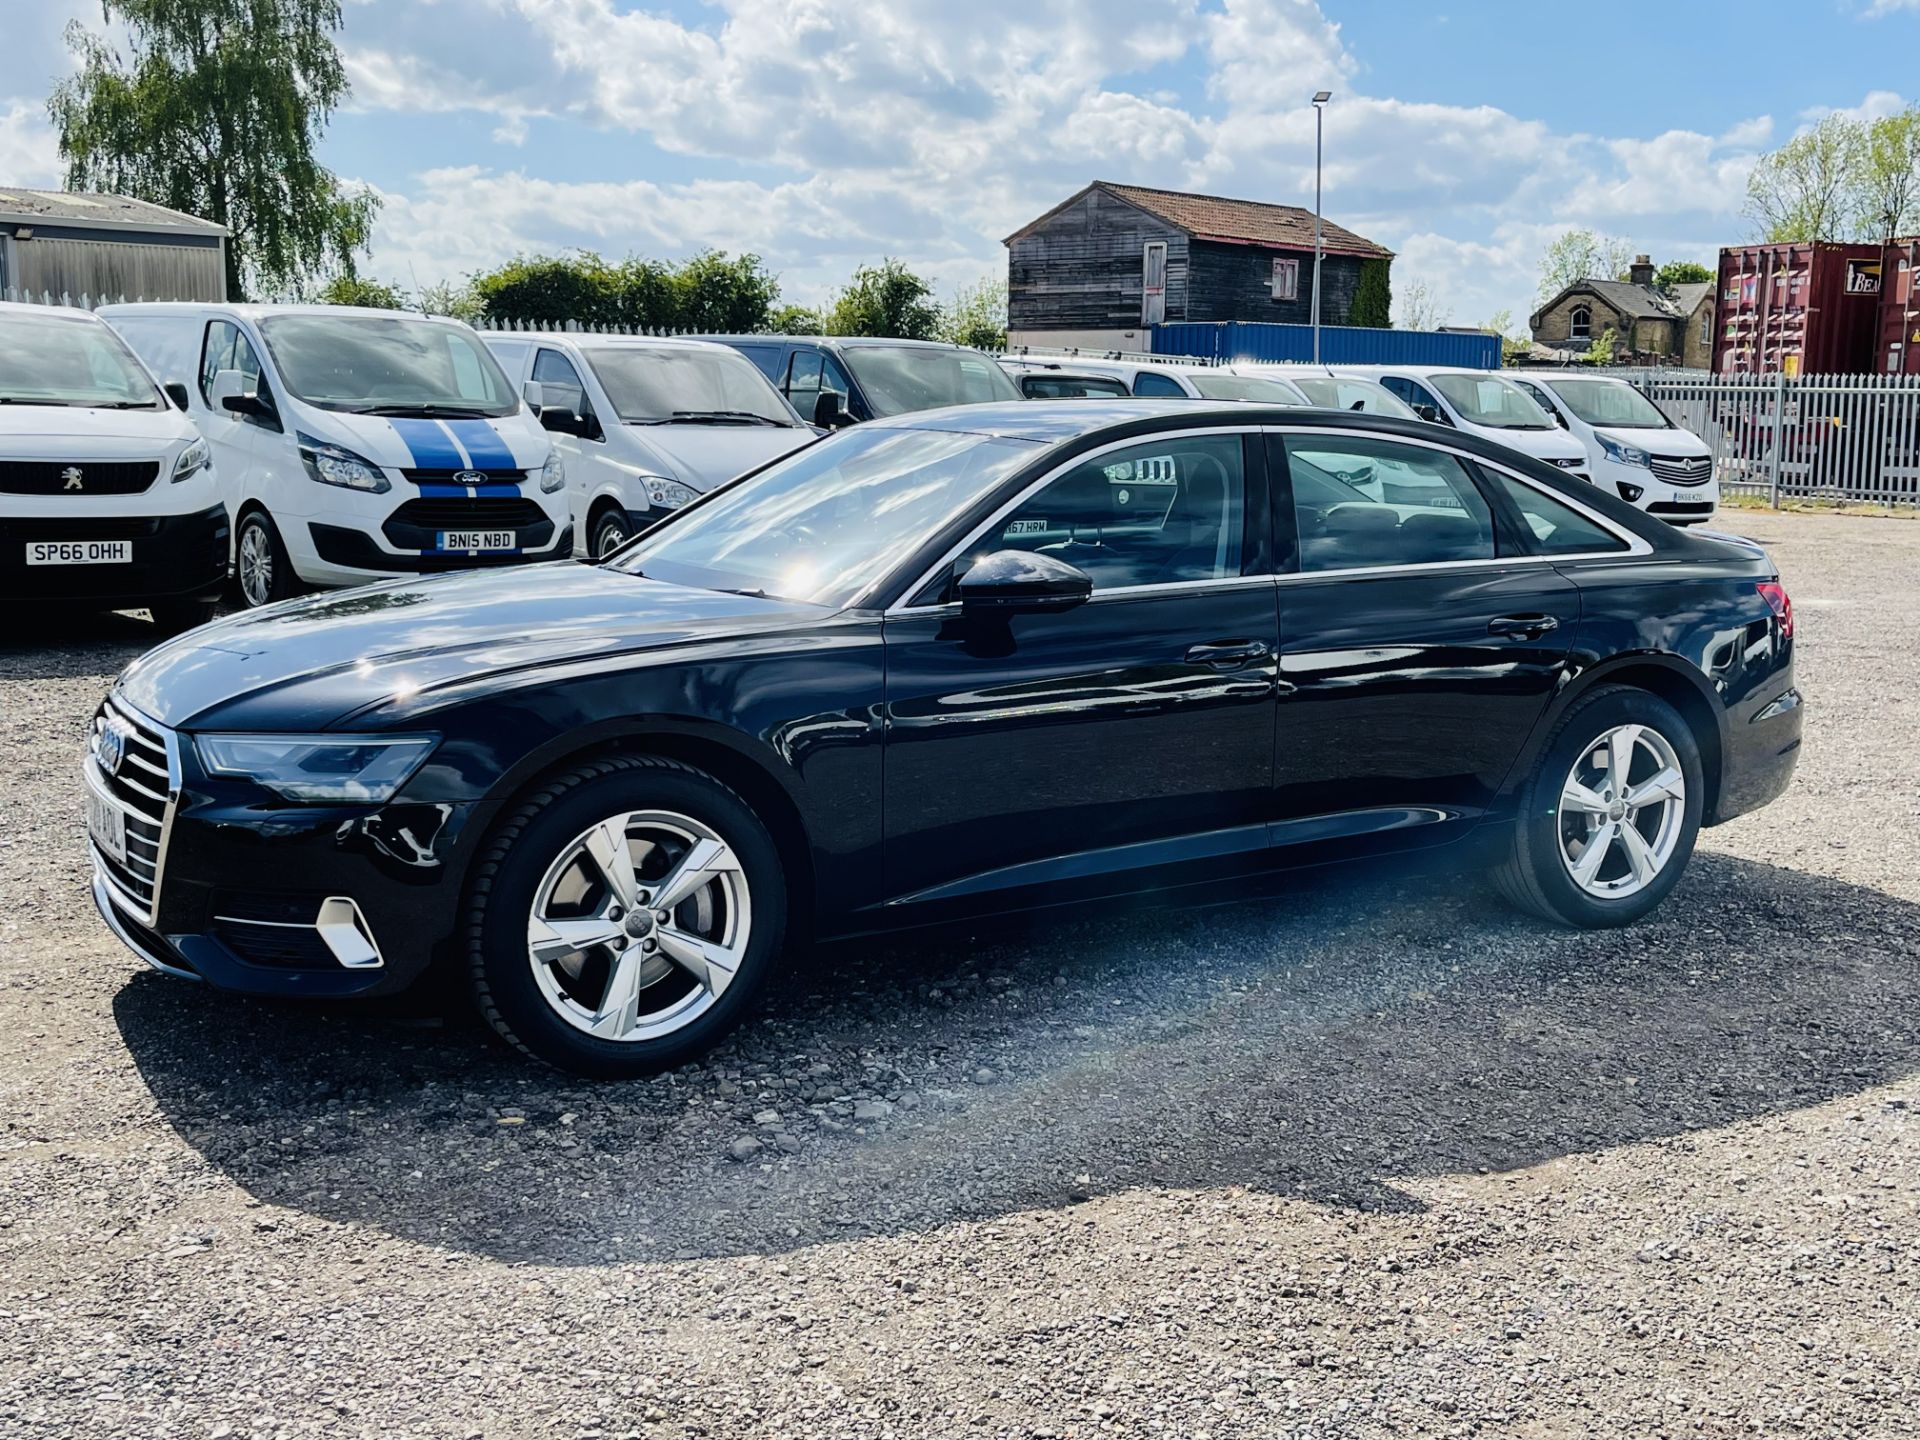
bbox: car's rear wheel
[465,755,786,1077]
[1495,685,1703,928]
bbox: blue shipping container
[1153,321,1500,370]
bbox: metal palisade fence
[1627,369,1920,509]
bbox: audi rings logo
[95,722,127,777]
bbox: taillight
[1757,581,1793,639]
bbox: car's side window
[1481,470,1629,556]
[977,434,1250,590]
[785,349,823,409]
[199,320,262,402]
[533,348,594,426]
[1401,379,1452,424]
[821,353,856,404]
[1283,435,1496,572]
[1131,371,1187,398]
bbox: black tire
[1494,684,1704,928]
[233,509,300,609]
[149,598,220,635]
[465,755,788,1077]
[590,507,634,560]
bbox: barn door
[1141,241,1167,326]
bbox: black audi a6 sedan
[85,400,1802,1076]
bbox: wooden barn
[1005,180,1393,350]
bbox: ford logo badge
[453,470,487,485]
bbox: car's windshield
[612,424,1038,606]
[258,314,518,416]
[1291,376,1420,419]
[1430,373,1554,430]
[0,310,161,408]
[584,344,798,425]
[840,345,1021,416]
[1187,372,1304,403]
[1545,378,1674,429]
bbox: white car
[483,334,816,558]
[1001,356,1312,405]
[0,302,227,632]
[101,303,567,607]
[1331,365,1592,478]
[1510,373,1717,526]
[1235,367,1421,420]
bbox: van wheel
[591,507,634,560]
[234,511,297,608]
[1494,685,1704,928]
[465,755,787,1077]
[149,598,219,635]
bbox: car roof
[98,301,475,326]
[693,334,989,353]
[0,301,109,324]
[484,332,742,353]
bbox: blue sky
[1,0,1913,326]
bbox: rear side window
[1131,371,1188,397]
[1283,435,1496,572]
[1482,471,1629,555]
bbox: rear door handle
[1185,639,1272,669]
[1487,614,1560,640]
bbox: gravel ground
[2,509,1917,1439]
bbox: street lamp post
[1311,90,1331,363]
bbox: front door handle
[1487,614,1560,640]
[1185,639,1272,669]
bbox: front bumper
[0,503,228,604]
[1591,457,1719,526]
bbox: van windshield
[840,345,1021,416]
[1544,378,1673,429]
[0,310,161,409]
[258,314,518,417]
[584,345,799,426]
[1430,373,1554,430]
[1291,376,1420,419]
[1187,373,1305,403]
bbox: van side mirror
[539,405,582,436]
[163,381,190,411]
[211,368,277,425]
[813,389,853,429]
[521,380,545,416]
[1412,403,1440,423]
[1553,410,1569,429]
[957,549,1093,616]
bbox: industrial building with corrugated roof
[0,189,227,305]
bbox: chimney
[1629,254,1655,288]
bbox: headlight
[540,450,566,494]
[1597,435,1650,469]
[195,733,438,803]
[171,438,211,483]
[642,476,699,510]
[297,431,391,493]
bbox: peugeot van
[482,333,815,558]
[0,302,227,631]
[101,304,568,607]
[1510,373,1718,526]
[1331,365,1592,477]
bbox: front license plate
[87,787,127,865]
[438,530,517,552]
[26,540,133,565]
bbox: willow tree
[49,0,378,300]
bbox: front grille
[88,699,177,923]
[0,516,164,542]
[400,468,531,486]
[381,496,553,551]
[1647,500,1715,518]
[212,918,338,969]
[1649,455,1713,487]
[0,459,161,496]
[1547,457,1586,469]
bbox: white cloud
[0,100,62,189]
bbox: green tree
[1348,258,1392,328]
[1744,113,1864,242]
[1393,277,1449,331]
[471,252,623,326]
[1585,326,1617,367]
[49,0,377,301]
[1536,229,1635,304]
[419,278,483,324]
[313,274,406,309]
[769,303,822,335]
[825,259,941,339]
[669,250,778,332]
[939,275,1007,350]
[1858,107,1920,241]
[1652,260,1712,293]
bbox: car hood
[303,411,551,474]
[1469,425,1587,463]
[1595,426,1711,456]
[0,404,197,451]
[116,563,831,732]
[624,423,814,492]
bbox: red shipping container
[1876,238,1920,375]
[1713,241,1883,376]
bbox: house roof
[0,188,225,235]
[1530,276,1686,328]
[1668,281,1712,316]
[1006,181,1394,259]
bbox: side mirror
[212,369,275,423]
[813,388,853,429]
[1412,403,1441,424]
[957,549,1093,616]
[521,380,545,416]
[539,405,584,437]
[1554,410,1569,429]
[163,381,190,411]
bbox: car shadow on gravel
[112,852,1920,1265]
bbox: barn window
[1569,304,1592,341]
[1270,258,1298,302]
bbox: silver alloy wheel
[526,808,751,1042]
[595,519,627,559]
[1556,723,1687,899]
[237,519,273,607]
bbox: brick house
[1005,181,1393,349]
[1530,256,1715,367]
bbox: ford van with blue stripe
[101,304,567,608]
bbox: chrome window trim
[884,425,1266,615]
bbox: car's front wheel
[234,510,299,609]
[1495,684,1704,928]
[591,508,633,560]
[465,755,787,1077]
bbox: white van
[482,333,815,559]
[0,302,227,631]
[1001,356,1312,405]
[101,303,567,607]
[1330,365,1592,477]
[1509,373,1718,526]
